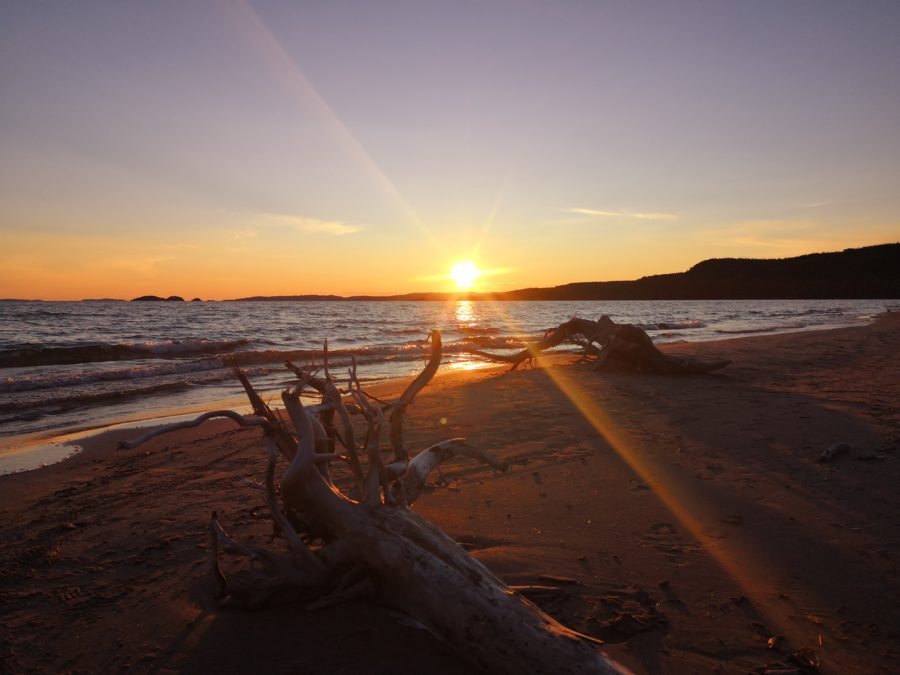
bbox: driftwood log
[471,316,731,374]
[121,331,628,674]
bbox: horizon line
[2,241,897,302]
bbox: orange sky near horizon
[1,227,896,301]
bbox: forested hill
[234,243,900,301]
[497,243,900,300]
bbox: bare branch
[468,317,614,370]
[345,359,389,503]
[211,512,324,591]
[390,330,442,467]
[119,410,266,449]
[231,364,302,461]
[399,438,509,504]
[352,388,389,504]
[322,377,366,493]
[283,360,329,396]
[211,513,263,562]
[209,512,227,598]
[363,388,394,408]
[230,362,275,417]
[323,338,331,382]
[396,329,443,408]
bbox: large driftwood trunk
[122,331,627,674]
[471,316,731,374]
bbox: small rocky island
[130,295,186,302]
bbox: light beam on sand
[537,364,806,647]
[226,0,437,249]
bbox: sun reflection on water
[455,299,476,326]
[447,299,491,371]
[447,360,493,372]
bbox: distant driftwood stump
[122,331,628,674]
[471,316,731,374]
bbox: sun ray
[534,363,824,652]
[226,0,438,250]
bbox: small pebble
[817,443,850,463]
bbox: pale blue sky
[1,1,899,298]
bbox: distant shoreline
[233,243,900,302]
[2,243,897,302]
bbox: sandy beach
[1,314,898,674]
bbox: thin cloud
[260,213,362,236]
[564,207,679,221]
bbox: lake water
[1,298,895,473]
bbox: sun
[449,261,481,290]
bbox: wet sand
[1,313,898,674]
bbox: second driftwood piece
[122,330,628,675]
[470,316,731,374]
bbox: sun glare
[449,261,480,289]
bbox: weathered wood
[123,330,628,674]
[117,410,266,449]
[398,437,509,504]
[469,317,616,370]
[592,323,731,374]
[472,315,730,375]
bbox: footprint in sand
[628,478,650,491]
[590,585,669,643]
[639,522,700,565]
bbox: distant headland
[232,243,900,302]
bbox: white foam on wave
[0,358,225,393]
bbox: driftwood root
[472,315,731,375]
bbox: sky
[1,0,899,300]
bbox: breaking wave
[714,323,807,335]
[0,359,224,393]
[0,338,251,368]
[637,320,707,331]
